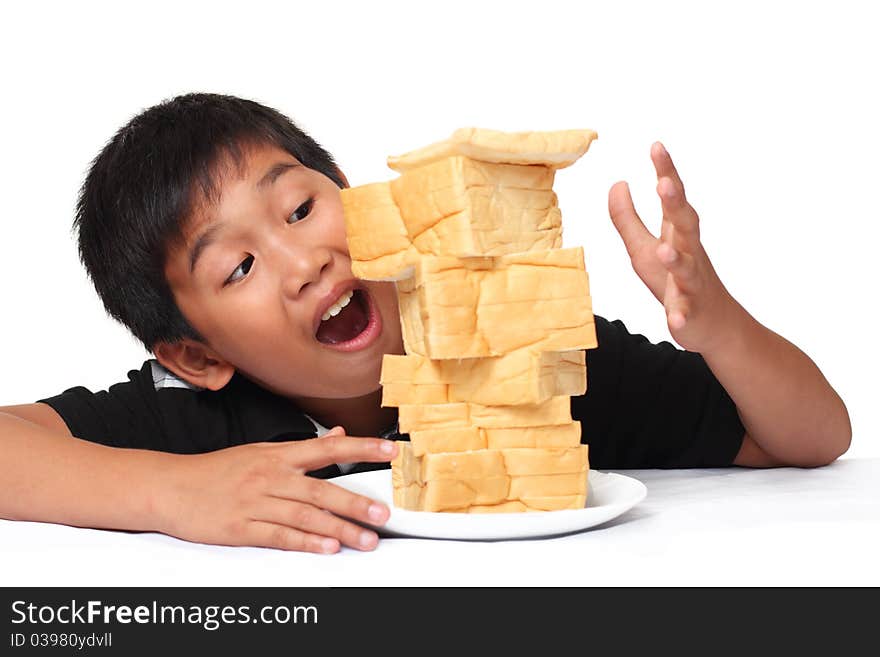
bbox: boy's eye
[225,255,254,286]
[288,198,314,224]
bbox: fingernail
[359,531,377,549]
[321,538,338,553]
[368,503,386,522]
[656,141,667,155]
[380,440,394,454]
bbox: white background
[1,0,877,457]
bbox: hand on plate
[156,426,397,553]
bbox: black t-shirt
[37,316,745,475]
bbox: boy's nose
[276,241,334,300]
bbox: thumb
[608,181,654,259]
[608,181,668,303]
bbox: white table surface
[3,457,878,587]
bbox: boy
[0,93,851,554]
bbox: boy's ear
[152,339,235,391]
[335,167,350,189]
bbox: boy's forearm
[0,412,174,531]
[700,304,852,466]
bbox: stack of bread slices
[341,127,599,513]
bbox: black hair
[74,92,345,352]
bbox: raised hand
[158,426,397,553]
[608,142,739,353]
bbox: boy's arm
[2,403,72,435]
[0,408,165,529]
[607,143,851,468]
[0,407,396,552]
[699,305,850,468]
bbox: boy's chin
[290,379,384,402]
[334,383,384,400]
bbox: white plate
[334,469,647,540]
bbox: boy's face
[163,142,405,400]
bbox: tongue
[316,291,369,344]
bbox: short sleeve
[36,361,317,454]
[37,361,173,450]
[573,316,745,469]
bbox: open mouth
[315,287,373,346]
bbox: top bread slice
[387,128,598,172]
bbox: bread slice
[398,247,590,305]
[484,422,581,449]
[412,221,563,258]
[392,155,556,198]
[508,472,587,498]
[391,156,556,229]
[398,297,595,359]
[501,446,588,475]
[396,184,560,239]
[380,349,586,407]
[402,323,596,360]
[407,422,582,456]
[379,361,586,407]
[395,247,595,358]
[397,395,573,433]
[341,181,418,281]
[351,250,416,282]
[387,128,598,172]
[343,174,566,275]
[408,426,487,457]
[393,477,511,512]
[340,182,410,261]
[390,442,589,511]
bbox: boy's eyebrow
[257,161,301,189]
[189,223,225,274]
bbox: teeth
[321,290,354,322]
